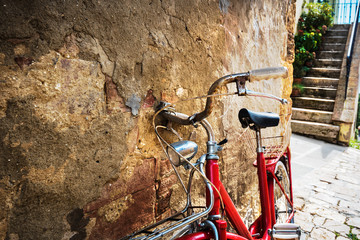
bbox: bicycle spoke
[273,160,293,223]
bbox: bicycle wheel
[273,160,293,223]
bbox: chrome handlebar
[159,67,288,126]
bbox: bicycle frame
[176,130,294,240]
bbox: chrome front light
[167,141,198,167]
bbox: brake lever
[218,138,228,145]
[235,77,287,104]
[246,90,288,105]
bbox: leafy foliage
[297,3,333,32]
[349,138,360,149]
[293,3,334,78]
[347,226,360,240]
[295,32,322,53]
[347,233,359,240]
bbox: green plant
[293,84,304,92]
[295,31,323,52]
[293,2,334,78]
[298,3,333,32]
[349,138,360,150]
[293,47,313,77]
[347,233,360,240]
[291,83,305,97]
[347,226,360,240]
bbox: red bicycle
[123,67,301,240]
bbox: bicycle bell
[167,141,198,167]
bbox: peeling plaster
[126,94,141,116]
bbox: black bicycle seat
[238,108,279,129]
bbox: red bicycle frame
[176,132,294,240]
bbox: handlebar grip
[249,67,288,82]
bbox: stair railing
[345,0,360,99]
[332,0,358,24]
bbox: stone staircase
[291,24,350,142]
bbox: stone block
[338,122,353,143]
[316,51,344,60]
[337,200,360,216]
[319,209,347,224]
[302,77,339,88]
[345,87,358,98]
[302,87,337,99]
[322,36,347,44]
[300,222,315,233]
[326,30,349,37]
[335,174,360,185]
[294,197,306,211]
[292,108,333,124]
[330,24,350,30]
[348,77,359,87]
[292,97,335,111]
[311,191,340,206]
[349,65,359,77]
[352,228,360,236]
[295,210,313,223]
[314,58,342,67]
[310,227,336,239]
[323,219,350,236]
[322,43,346,51]
[337,237,350,240]
[302,204,326,216]
[291,120,339,140]
[347,217,360,228]
[312,216,326,226]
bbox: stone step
[292,107,333,124]
[314,59,343,68]
[330,24,350,30]
[302,77,339,88]
[292,97,335,111]
[320,43,346,51]
[307,67,341,78]
[326,29,349,37]
[322,36,347,44]
[302,87,337,99]
[317,51,344,59]
[291,120,339,141]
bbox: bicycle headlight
[167,141,198,167]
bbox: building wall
[295,0,306,32]
[333,25,360,144]
[0,1,295,239]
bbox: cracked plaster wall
[0,0,295,239]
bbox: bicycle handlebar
[249,66,288,82]
[159,67,288,125]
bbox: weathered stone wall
[333,25,360,144]
[0,1,295,239]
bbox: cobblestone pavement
[291,134,360,239]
